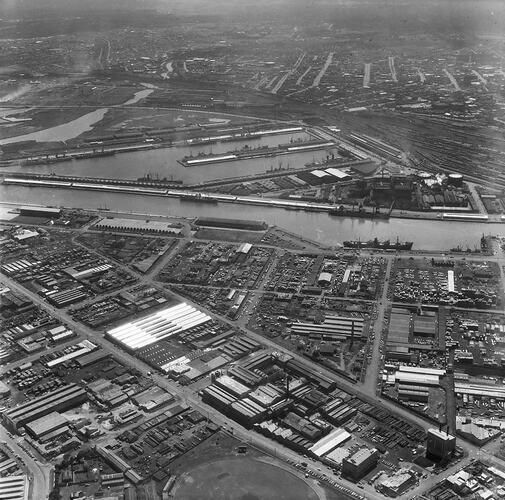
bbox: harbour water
[2,131,330,184]
[2,184,503,250]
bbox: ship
[179,193,218,204]
[343,237,413,251]
[329,206,389,219]
[22,149,115,166]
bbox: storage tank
[447,173,463,187]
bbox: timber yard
[2,2,505,500]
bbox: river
[2,131,331,184]
[2,184,503,250]
[0,108,109,145]
[0,88,155,146]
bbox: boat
[343,237,413,251]
[179,193,218,204]
[329,206,389,219]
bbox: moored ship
[343,237,413,251]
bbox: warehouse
[19,206,61,218]
[106,302,211,351]
[45,287,87,308]
[25,411,68,440]
[398,366,446,376]
[3,384,86,433]
[63,263,112,280]
[76,350,110,368]
[94,218,183,235]
[44,340,97,368]
[413,314,437,337]
[317,272,332,287]
[290,315,365,342]
[237,243,252,255]
[342,447,379,482]
[395,371,440,386]
[286,358,336,392]
[387,310,411,345]
[455,383,505,400]
[377,469,416,497]
[398,386,429,403]
[0,475,29,500]
[0,381,11,399]
[215,375,250,398]
[309,427,351,457]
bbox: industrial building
[341,447,379,482]
[45,287,88,308]
[94,218,183,235]
[377,469,416,497]
[106,303,211,351]
[309,427,351,457]
[19,206,61,218]
[0,381,11,399]
[0,475,29,500]
[426,428,456,461]
[3,384,86,433]
[25,411,68,441]
[290,315,365,342]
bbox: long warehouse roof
[107,303,211,350]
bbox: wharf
[179,140,335,167]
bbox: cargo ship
[22,150,115,166]
[329,207,389,219]
[179,193,218,204]
[343,237,413,251]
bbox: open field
[171,457,321,500]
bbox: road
[361,258,392,394]
[363,63,371,88]
[0,426,52,500]
[388,56,398,83]
[296,65,312,86]
[443,69,461,92]
[311,52,334,88]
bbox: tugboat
[343,237,413,251]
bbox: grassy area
[171,457,320,500]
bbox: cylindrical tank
[447,173,463,187]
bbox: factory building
[0,475,29,500]
[25,411,68,441]
[106,303,211,351]
[377,469,416,497]
[317,272,332,287]
[309,427,351,458]
[94,218,183,235]
[426,428,456,461]
[3,384,86,433]
[290,315,365,342]
[285,358,337,392]
[19,206,61,218]
[0,381,11,399]
[342,447,379,482]
[45,287,88,308]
